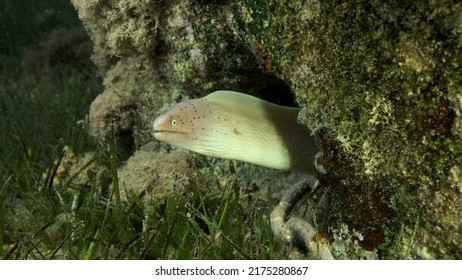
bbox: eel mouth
[154,130,172,136]
[154,130,185,134]
[153,130,187,140]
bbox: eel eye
[171,119,178,126]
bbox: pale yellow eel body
[153,90,319,173]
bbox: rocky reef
[71,0,461,259]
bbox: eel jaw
[153,129,188,143]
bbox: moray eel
[153,90,319,173]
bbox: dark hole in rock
[233,71,298,107]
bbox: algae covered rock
[71,0,461,259]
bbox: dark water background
[0,0,80,61]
